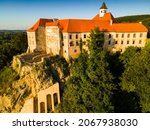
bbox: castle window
[133,33,136,38]
[76,34,78,39]
[84,34,86,38]
[140,33,143,37]
[74,49,77,53]
[76,41,79,46]
[122,34,124,38]
[115,41,118,44]
[108,40,111,45]
[116,34,118,38]
[62,42,64,46]
[133,40,135,44]
[69,35,72,39]
[139,40,142,44]
[70,41,74,46]
[127,34,130,38]
[109,34,111,38]
[127,40,129,44]
[121,41,123,44]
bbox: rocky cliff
[0,53,69,113]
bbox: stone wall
[27,32,36,53]
[20,82,60,113]
[36,26,46,52]
[62,32,90,60]
[46,26,61,55]
[20,98,34,113]
[104,32,147,52]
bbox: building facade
[27,2,148,60]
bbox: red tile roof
[110,23,148,32]
[46,19,148,33]
[27,18,53,32]
[27,14,148,33]
[92,12,116,22]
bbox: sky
[0,0,150,30]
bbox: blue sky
[0,0,150,30]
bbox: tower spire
[100,2,108,9]
[99,2,108,17]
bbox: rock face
[2,54,69,113]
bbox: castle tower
[99,2,108,17]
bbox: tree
[106,48,141,113]
[119,46,141,68]
[60,27,114,112]
[88,27,104,54]
[0,32,27,70]
[121,44,150,112]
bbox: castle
[27,2,148,60]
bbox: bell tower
[99,2,108,17]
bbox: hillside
[116,15,150,37]
[0,30,25,32]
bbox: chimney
[110,20,113,25]
[53,18,59,22]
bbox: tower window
[127,40,129,44]
[127,34,130,38]
[84,34,86,38]
[140,33,143,37]
[115,41,118,44]
[122,34,124,38]
[133,34,136,38]
[139,40,142,44]
[121,41,123,44]
[108,40,111,45]
[74,49,77,53]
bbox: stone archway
[53,93,58,107]
[40,102,45,113]
[46,94,52,113]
